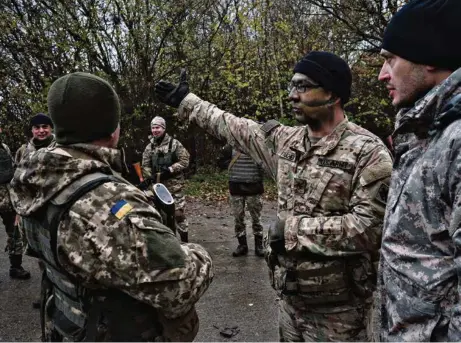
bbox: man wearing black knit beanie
[377,0,461,341]
[155,52,393,340]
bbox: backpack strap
[46,172,119,269]
[168,137,174,153]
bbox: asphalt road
[0,198,279,342]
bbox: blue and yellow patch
[110,200,133,220]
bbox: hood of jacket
[394,67,461,137]
[10,143,126,216]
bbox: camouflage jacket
[178,93,392,310]
[15,135,55,164]
[0,143,14,213]
[9,144,213,321]
[378,68,461,341]
[141,134,189,184]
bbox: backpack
[0,144,14,184]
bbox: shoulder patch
[360,162,392,186]
[260,119,281,136]
[111,200,133,220]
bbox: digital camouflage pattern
[0,142,24,256]
[9,144,213,334]
[142,133,190,234]
[15,136,56,164]
[378,68,461,341]
[229,194,263,238]
[177,93,393,341]
[14,136,56,255]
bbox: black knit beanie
[382,0,461,71]
[293,51,352,105]
[47,72,120,145]
[30,113,53,128]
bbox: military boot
[9,255,31,280]
[232,236,248,257]
[254,235,264,257]
[179,231,188,243]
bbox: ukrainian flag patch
[111,200,133,220]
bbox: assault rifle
[133,162,176,234]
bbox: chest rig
[151,138,177,173]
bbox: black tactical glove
[155,69,189,108]
[160,166,172,181]
[268,218,286,254]
[138,177,153,191]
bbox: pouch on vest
[151,138,178,173]
[290,258,351,305]
[0,144,14,184]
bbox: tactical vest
[151,138,177,173]
[0,143,14,184]
[228,150,263,183]
[23,172,162,341]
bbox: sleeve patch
[360,162,392,186]
[260,119,281,136]
[111,200,133,219]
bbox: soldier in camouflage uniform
[15,113,55,307]
[141,116,190,243]
[218,144,265,257]
[155,53,393,341]
[10,72,213,341]
[15,113,55,163]
[376,0,461,341]
[0,127,30,280]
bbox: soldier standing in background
[10,72,213,341]
[155,52,393,341]
[15,113,55,163]
[142,116,191,242]
[0,125,30,280]
[15,113,55,307]
[218,144,265,257]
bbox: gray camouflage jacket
[378,68,461,341]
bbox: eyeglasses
[287,82,320,94]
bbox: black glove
[155,69,189,108]
[268,218,286,254]
[160,166,172,181]
[138,177,153,191]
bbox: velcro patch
[279,150,296,162]
[260,119,281,136]
[317,158,354,173]
[375,183,389,205]
[111,200,133,220]
[361,162,392,186]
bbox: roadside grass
[185,168,277,202]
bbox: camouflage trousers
[278,298,367,342]
[1,211,24,256]
[229,194,263,238]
